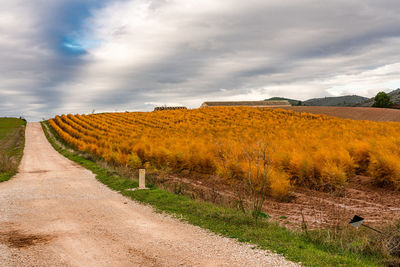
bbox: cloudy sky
[1,0,400,120]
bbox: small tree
[372,92,393,108]
[243,142,272,222]
[216,140,273,222]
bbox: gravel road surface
[0,123,298,267]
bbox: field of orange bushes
[49,107,400,197]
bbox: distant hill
[359,88,400,107]
[264,97,302,106]
[266,95,368,107]
[267,90,400,107]
[303,95,369,106]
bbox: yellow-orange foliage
[49,107,400,193]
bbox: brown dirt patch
[156,172,400,230]
[24,170,49,174]
[268,175,400,229]
[0,230,53,248]
[281,106,400,121]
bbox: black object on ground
[349,215,382,234]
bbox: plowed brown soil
[282,106,400,121]
[266,175,400,229]
[159,173,400,230]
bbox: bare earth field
[282,106,400,121]
[0,123,297,267]
[267,175,400,229]
[162,173,400,230]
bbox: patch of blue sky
[63,36,102,54]
[56,1,109,55]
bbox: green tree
[372,91,393,108]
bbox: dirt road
[0,123,296,267]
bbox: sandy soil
[281,106,400,121]
[0,123,297,267]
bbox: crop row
[49,107,400,197]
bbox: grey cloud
[1,0,400,120]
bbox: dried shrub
[320,161,347,189]
[350,141,371,175]
[369,153,400,189]
[382,230,400,257]
[269,168,291,200]
[128,152,142,169]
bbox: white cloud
[325,62,400,96]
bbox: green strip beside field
[0,118,26,182]
[41,121,389,267]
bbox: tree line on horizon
[266,88,400,108]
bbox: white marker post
[139,169,146,189]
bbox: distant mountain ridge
[266,89,400,107]
[303,95,369,106]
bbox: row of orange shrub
[49,107,400,197]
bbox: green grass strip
[41,121,383,267]
[0,117,26,182]
[0,172,15,183]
